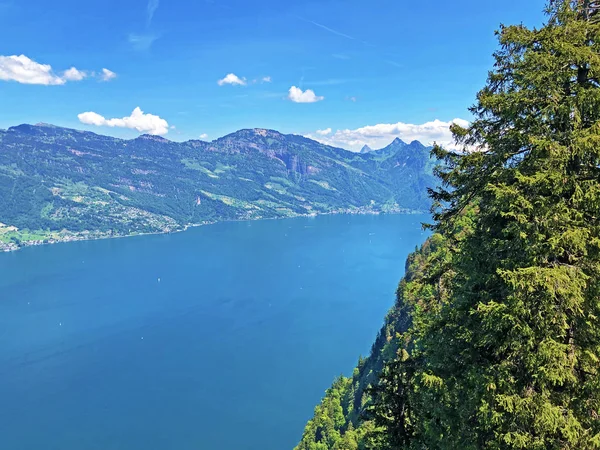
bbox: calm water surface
[0,214,429,450]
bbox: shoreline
[0,207,428,253]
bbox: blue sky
[0,0,546,150]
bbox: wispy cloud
[199,133,209,139]
[129,33,159,51]
[297,16,357,42]
[129,0,160,50]
[288,86,324,103]
[385,60,403,68]
[316,128,332,136]
[147,0,160,27]
[305,119,470,151]
[250,76,272,84]
[78,107,169,135]
[296,16,372,46]
[298,16,412,74]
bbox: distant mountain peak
[364,137,410,155]
[219,128,284,141]
[8,124,50,136]
[360,144,373,154]
[253,128,279,136]
[136,134,171,143]
[34,122,59,128]
[408,139,426,148]
[8,123,91,137]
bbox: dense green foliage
[0,125,434,248]
[297,1,600,448]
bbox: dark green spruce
[297,1,600,448]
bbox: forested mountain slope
[0,124,435,250]
[294,231,450,450]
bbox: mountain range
[359,137,417,156]
[0,124,436,250]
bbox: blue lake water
[0,213,429,450]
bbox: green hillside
[0,126,434,250]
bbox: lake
[0,213,429,450]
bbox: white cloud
[0,54,65,85]
[100,68,117,82]
[288,86,324,103]
[62,67,87,81]
[78,111,109,127]
[306,119,470,151]
[218,73,247,86]
[78,107,169,135]
[199,133,209,139]
[262,76,272,83]
[0,55,115,86]
[316,128,332,136]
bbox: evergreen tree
[366,348,416,449]
[295,2,600,449]
[423,0,600,447]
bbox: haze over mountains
[0,123,436,250]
